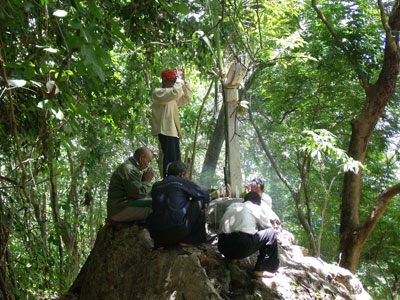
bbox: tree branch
[189,78,215,180]
[248,98,297,197]
[0,55,31,203]
[361,183,400,240]
[311,0,370,90]
[378,0,400,58]
[256,0,263,49]
[0,176,18,186]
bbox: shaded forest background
[1,0,400,299]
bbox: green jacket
[107,157,152,217]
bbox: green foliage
[1,0,399,299]
[301,129,363,174]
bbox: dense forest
[1,0,400,299]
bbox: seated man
[147,161,209,248]
[218,191,280,278]
[107,147,155,223]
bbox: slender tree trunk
[392,275,399,300]
[199,105,225,189]
[189,79,214,180]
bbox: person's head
[249,178,264,196]
[134,147,153,170]
[244,191,261,205]
[161,69,177,88]
[166,161,186,177]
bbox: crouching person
[147,161,210,248]
[107,147,154,223]
[218,191,280,278]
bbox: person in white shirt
[151,67,192,177]
[218,191,280,278]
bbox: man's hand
[246,183,261,195]
[270,218,281,227]
[176,66,185,80]
[142,168,155,183]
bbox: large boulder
[207,197,243,230]
[61,198,371,300]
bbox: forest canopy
[1,0,400,299]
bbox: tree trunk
[0,220,15,300]
[199,106,225,189]
[339,1,400,272]
[189,79,214,180]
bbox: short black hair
[244,191,261,205]
[250,178,264,190]
[166,161,186,176]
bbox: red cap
[161,69,176,80]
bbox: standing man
[218,191,280,278]
[151,67,192,177]
[147,161,209,248]
[107,147,155,223]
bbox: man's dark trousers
[218,227,279,272]
[158,134,181,177]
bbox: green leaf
[70,20,82,30]
[193,30,215,59]
[40,63,49,74]
[4,62,22,68]
[92,64,105,82]
[62,123,73,134]
[37,100,52,109]
[87,1,102,19]
[108,18,136,51]
[51,108,65,120]
[172,2,189,14]
[67,35,84,49]
[24,66,36,79]
[81,45,97,66]
[157,0,173,14]
[59,134,76,151]
[81,45,105,82]
[69,102,94,121]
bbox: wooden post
[223,63,246,197]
